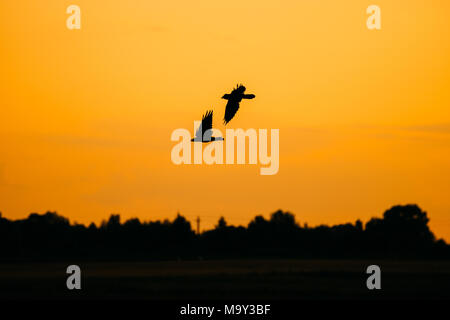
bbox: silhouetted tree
[270,210,297,228]
[365,204,435,255]
[0,205,448,261]
[216,217,227,229]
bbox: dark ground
[1,259,449,300]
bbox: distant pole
[196,216,200,235]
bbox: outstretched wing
[223,100,240,125]
[195,110,213,140]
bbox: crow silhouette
[222,84,255,124]
[191,110,224,142]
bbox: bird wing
[195,110,213,140]
[223,100,240,125]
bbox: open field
[1,259,449,300]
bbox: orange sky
[1,1,450,240]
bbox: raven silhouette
[222,84,255,124]
[191,110,224,142]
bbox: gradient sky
[1,1,450,240]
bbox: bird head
[236,84,246,93]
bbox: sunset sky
[1,1,450,240]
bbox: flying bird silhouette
[191,110,224,142]
[222,84,255,124]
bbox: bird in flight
[222,84,255,124]
[191,110,224,142]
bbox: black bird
[222,84,255,124]
[191,110,224,142]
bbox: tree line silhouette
[0,204,448,261]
